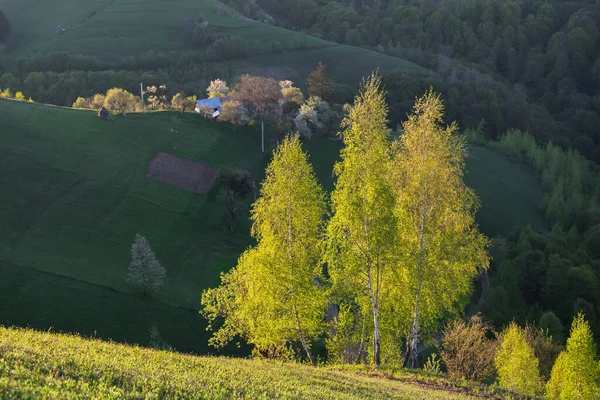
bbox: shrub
[494,322,543,396]
[72,97,90,109]
[440,315,497,382]
[546,313,600,399]
[523,324,563,380]
[14,91,25,101]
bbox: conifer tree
[324,73,396,367]
[127,234,166,295]
[202,135,326,365]
[494,322,543,396]
[546,313,600,399]
[392,90,489,368]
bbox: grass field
[0,326,502,399]
[0,99,545,354]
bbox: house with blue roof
[195,96,231,117]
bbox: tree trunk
[408,283,422,368]
[367,265,381,367]
[294,304,317,367]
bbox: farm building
[195,96,231,117]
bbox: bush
[72,97,90,109]
[546,313,600,399]
[523,324,563,380]
[494,322,543,396]
[440,315,497,382]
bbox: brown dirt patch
[146,152,218,194]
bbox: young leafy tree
[306,62,334,101]
[202,135,326,365]
[546,313,600,399]
[127,234,166,295]
[104,88,139,115]
[391,90,489,368]
[494,322,543,396]
[324,73,396,367]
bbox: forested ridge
[242,0,600,161]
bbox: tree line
[255,0,600,162]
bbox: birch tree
[324,73,396,367]
[202,135,326,365]
[392,91,489,368]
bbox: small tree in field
[73,97,90,109]
[219,100,248,127]
[546,313,600,399]
[494,322,543,396]
[104,88,139,115]
[171,92,195,113]
[306,62,334,101]
[14,91,25,101]
[207,79,229,98]
[128,234,166,295]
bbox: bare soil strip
[145,152,219,194]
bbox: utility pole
[261,121,265,153]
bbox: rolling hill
[0,0,431,86]
[0,99,546,354]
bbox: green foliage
[546,313,600,399]
[494,322,542,396]
[325,73,396,367]
[392,91,489,367]
[104,87,140,114]
[0,326,480,399]
[307,62,334,101]
[202,135,327,364]
[72,96,89,109]
[128,234,166,295]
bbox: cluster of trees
[0,87,32,102]
[202,75,488,368]
[258,0,600,161]
[440,313,599,397]
[468,128,600,344]
[72,86,199,114]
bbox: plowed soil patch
[146,152,218,194]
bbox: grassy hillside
[0,0,431,86]
[0,326,498,399]
[0,99,545,354]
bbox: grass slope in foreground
[0,100,545,354]
[0,326,485,399]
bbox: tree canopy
[202,134,326,364]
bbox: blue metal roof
[196,98,222,109]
